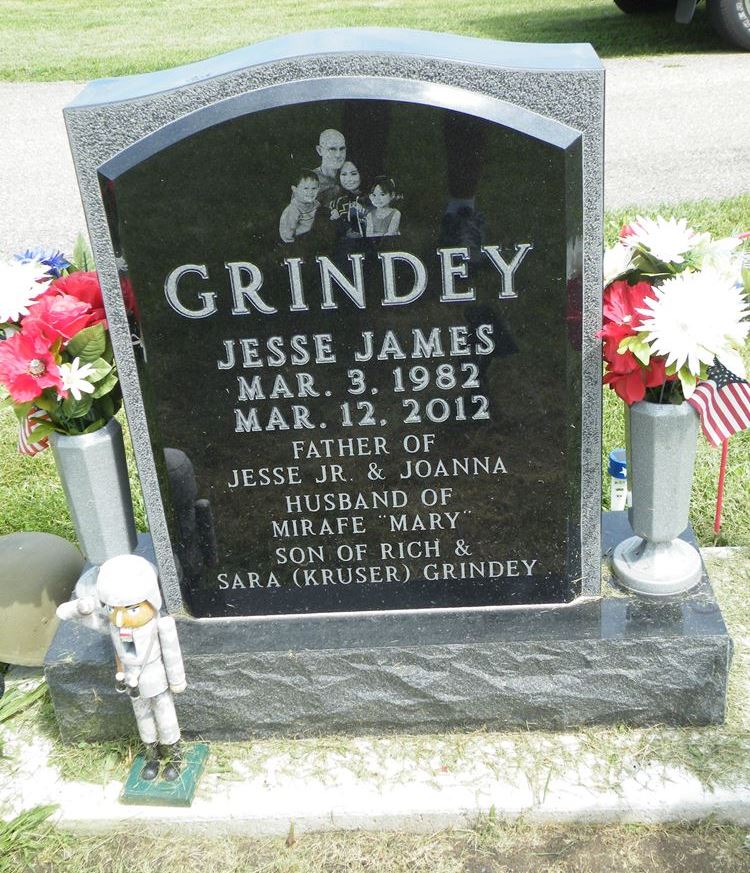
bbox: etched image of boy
[313,128,346,207]
[278,168,320,243]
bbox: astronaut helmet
[96,554,162,612]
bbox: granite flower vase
[612,400,702,596]
[50,417,138,566]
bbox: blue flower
[14,247,71,279]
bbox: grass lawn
[3,816,750,872]
[0,0,728,82]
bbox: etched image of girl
[365,176,401,238]
[329,160,369,239]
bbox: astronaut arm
[56,596,97,621]
[158,615,186,693]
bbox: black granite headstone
[50,32,732,739]
[100,82,583,617]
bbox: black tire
[708,0,750,49]
[614,0,674,12]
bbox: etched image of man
[314,128,347,207]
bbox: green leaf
[103,333,114,363]
[678,366,698,399]
[61,394,93,419]
[71,233,94,272]
[10,401,33,418]
[97,394,116,420]
[83,357,112,383]
[619,333,652,366]
[617,336,634,353]
[92,371,118,398]
[67,323,106,362]
[81,418,106,434]
[30,394,57,414]
[25,421,56,442]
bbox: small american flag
[18,408,51,456]
[688,360,750,447]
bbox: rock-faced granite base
[45,514,732,741]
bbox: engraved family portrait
[278,127,402,244]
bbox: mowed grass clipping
[1,195,749,546]
[0,0,728,82]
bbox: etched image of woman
[328,160,369,240]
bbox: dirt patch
[460,823,750,873]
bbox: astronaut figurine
[57,554,187,782]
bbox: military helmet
[96,554,162,611]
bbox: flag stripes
[18,408,51,456]
[688,361,750,447]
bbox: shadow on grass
[465,4,726,57]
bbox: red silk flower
[598,279,671,404]
[604,356,670,405]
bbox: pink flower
[0,331,66,402]
[50,272,107,326]
[23,294,96,344]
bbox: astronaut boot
[161,741,182,782]
[140,743,160,781]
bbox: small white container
[608,448,628,511]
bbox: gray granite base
[45,513,732,742]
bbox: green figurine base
[120,742,209,807]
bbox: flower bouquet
[604,216,750,595]
[0,247,121,454]
[1,246,138,565]
[601,216,749,406]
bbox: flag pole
[713,439,729,536]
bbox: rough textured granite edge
[64,49,604,613]
[69,29,603,107]
[45,622,731,742]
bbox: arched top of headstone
[99,77,582,181]
[67,28,603,109]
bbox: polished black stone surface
[101,84,584,618]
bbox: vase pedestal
[612,400,702,597]
[612,537,702,597]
